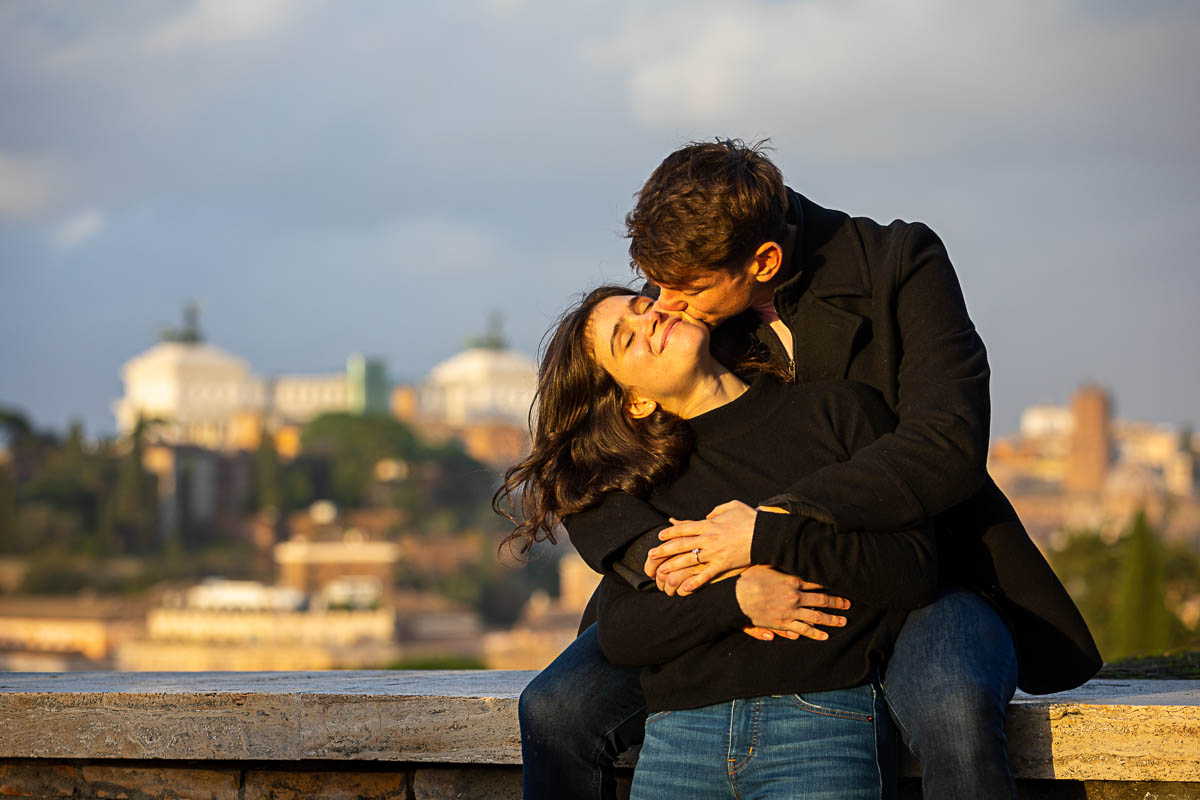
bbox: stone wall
[0,672,1196,799]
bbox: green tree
[114,416,158,552]
[1049,530,1122,657]
[1111,511,1173,660]
[254,429,282,512]
[0,463,16,553]
[300,413,423,508]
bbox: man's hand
[734,566,850,641]
[645,501,788,596]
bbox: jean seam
[870,684,886,800]
[787,694,874,723]
[879,684,914,751]
[727,698,759,778]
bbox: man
[519,140,1100,800]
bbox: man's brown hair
[625,139,788,287]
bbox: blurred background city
[1,1,1198,673]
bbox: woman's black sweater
[593,377,938,712]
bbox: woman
[498,286,939,799]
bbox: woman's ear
[625,393,658,419]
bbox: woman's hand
[645,500,787,597]
[734,566,850,641]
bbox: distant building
[274,533,402,605]
[1064,385,1113,495]
[396,318,536,469]
[113,306,388,451]
[420,347,536,428]
[113,338,262,450]
[141,443,253,544]
[989,383,1200,548]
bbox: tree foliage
[1050,512,1200,662]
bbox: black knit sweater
[593,377,938,712]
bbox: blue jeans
[882,589,1018,799]
[633,687,893,800]
[520,588,1017,800]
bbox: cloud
[0,152,61,218]
[276,214,503,277]
[142,0,302,52]
[585,0,1200,161]
[52,209,105,249]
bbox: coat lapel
[778,192,873,382]
[790,293,863,382]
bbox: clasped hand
[644,500,784,596]
[644,500,850,643]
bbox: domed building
[112,306,264,450]
[401,318,537,469]
[419,320,536,429]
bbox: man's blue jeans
[519,588,1018,800]
[633,686,893,800]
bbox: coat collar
[769,189,871,382]
[776,188,873,301]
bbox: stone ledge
[0,672,1196,782]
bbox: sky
[1,0,1198,439]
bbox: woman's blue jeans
[633,686,893,800]
[519,588,1018,800]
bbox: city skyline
[2,1,1198,438]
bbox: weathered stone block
[244,768,412,800]
[77,764,240,800]
[1006,681,1200,781]
[0,692,302,761]
[412,766,521,800]
[300,695,521,764]
[0,762,76,797]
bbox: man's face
[652,268,757,327]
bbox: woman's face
[588,293,710,414]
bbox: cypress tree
[254,428,281,512]
[0,464,15,554]
[1111,510,1172,660]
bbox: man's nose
[655,289,688,312]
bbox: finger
[648,536,707,560]
[787,621,830,641]
[742,626,774,641]
[658,521,705,540]
[678,565,721,595]
[661,564,704,596]
[741,626,799,641]
[796,591,851,610]
[643,553,667,578]
[706,500,740,518]
[793,608,848,628]
[795,580,827,591]
[655,552,702,576]
[764,627,800,640]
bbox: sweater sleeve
[595,574,750,667]
[751,382,939,608]
[563,492,670,579]
[761,223,991,532]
